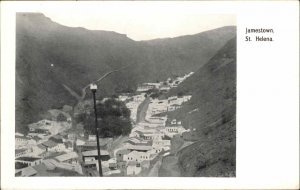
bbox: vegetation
[81,99,132,138]
[56,113,67,122]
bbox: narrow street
[136,97,150,123]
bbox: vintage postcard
[1,1,299,189]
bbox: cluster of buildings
[136,72,194,92]
[15,110,80,176]
[15,72,194,177]
[145,95,192,121]
[118,93,146,123]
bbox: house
[28,128,50,137]
[108,158,117,170]
[123,151,151,162]
[88,135,96,141]
[49,135,64,144]
[115,149,131,162]
[126,161,142,176]
[149,146,163,154]
[117,161,127,171]
[28,120,52,132]
[78,138,113,152]
[140,131,165,141]
[129,130,143,138]
[75,138,86,146]
[132,93,145,102]
[41,140,65,152]
[15,148,31,158]
[15,157,43,167]
[170,119,182,125]
[15,135,30,147]
[182,95,192,102]
[15,166,37,177]
[125,137,142,144]
[123,137,150,147]
[165,124,185,133]
[32,136,42,144]
[125,144,153,152]
[81,149,110,162]
[30,145,47,157]
[167,104,181,112]
[15,135,37,148]
[152,139,171,148]
[159,85,171,91]
[77,141,97,152]
[118,95,129,102]
[137,83,156,92]
[55,152,78,164]
[15,132,24,137]
[146,116,167,126]
[164,124,187,138]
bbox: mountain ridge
[166,37,236,177]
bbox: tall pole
[91,85,103,177]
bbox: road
[136,97,150,123]
[148,158,162,177]
[63,66,128,103]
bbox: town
[15,72,194,177]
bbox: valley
[15,13,236,177]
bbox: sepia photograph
[15,10,236,177]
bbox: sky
[34,2,236,41]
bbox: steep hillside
[168,37,236,177]
[16,13,236,133]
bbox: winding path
[62,66,129,103]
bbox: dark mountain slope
[16,13,236,133]
[167,37,236,177]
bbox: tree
[57,113,67,122]
[177,91,184,97]
[82,98,132,137]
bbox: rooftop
[37,144,47,150]
[16,157,42,162]
[15,135,30,140]
[42,140,58,148]
[82,149,109,157]
[20,166,38,177]
[15,148,27,155]
[126,145,152,151]
[55,152,78,162]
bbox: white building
[137,84,156,92]
[126,161,142,175]
[15,157,43,167]
[55,152,79,164]
[152,139,171,148]
[123,150,151,162]
[40,140,66,152]
[15,135,36,148]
